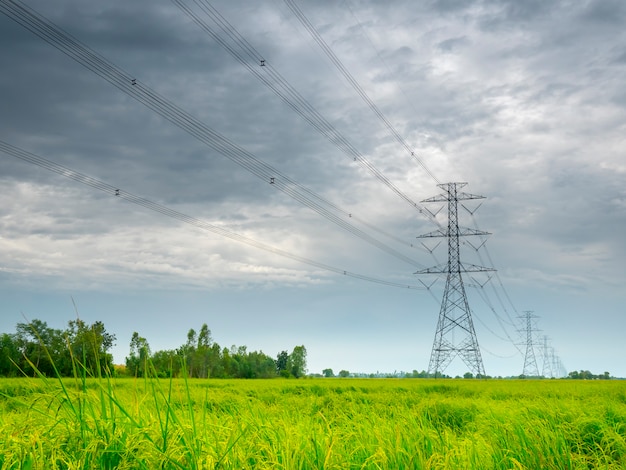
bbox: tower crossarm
[416,229,447,238]
[421,194,452,204]
[415,262,495,275]
[414,264,448,274]
[417,227,490,238]
[459,227,491,236]
[455,192,486,201]
[461,262,496,273]
[421,183,487,204]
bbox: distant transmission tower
[518,311,540,377]
[416,183,493,377]
[541,335,554,378]
[553,354,567,378]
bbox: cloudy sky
[1,0,625,378]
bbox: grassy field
[1,375,625,469]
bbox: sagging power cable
[0,0,425,269]
[172,0,441,230]
[283,0,441,186]
[0,140,425,290]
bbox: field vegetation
[2,319,625,468]
[1,373,625,469]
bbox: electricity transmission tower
[541,335,554,378]
[518,311,540,377]
[553,354,567,378]
[416,183,493,377]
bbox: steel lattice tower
[541,335,554,378]
[416,183,493,377]
[519,311,540,377]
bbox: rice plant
[1,360,626,468]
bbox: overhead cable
[172,0,441,229]
[0,0,424,269]
[0,140,425,291]
[283,0,441,185]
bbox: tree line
[0,319,307,379]
[567,370,611,380]
[0,319,115,377]
[126,324,307,379]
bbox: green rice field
[1,376,625,469]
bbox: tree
[568,370,611,380]
[151,349,180,378]
[243,351,276,378]
[276,350,289,375]
[14,320,64,376]
[0,333,19,377]
[183,328,197,377]
[288,345,307,378]
[196,324,213,378]
[222,347,238,377]
[65,319,116,376]
[208,343,224,378]
[126,332,151,377]
[322,368,334,378]
[406,369,429,378]
[338,369,350,378]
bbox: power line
[471,285,524,351]
[0,0,425,270]
[170,0,441,229]
[283,0,441,186]
[468,213,521,323]
[0,139,425,291]
[342,0,442,151]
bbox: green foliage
[276,350,289,374]
[14,319,64,377]
[569,370,611,380]
[0,333,20,377]
[2,320,305,380]
[65,319,115,375]
[125,331,151,377]
[3,319,115,378]
[287,345,307,378]
[118,324,303,380]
